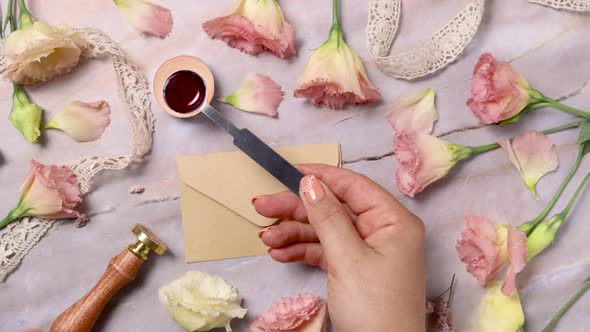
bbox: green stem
[559,169,590,218]
[520,144,584,235]
[542,97,590,119]
[468,120,583,157]
[543,277,590,332]
[3,0,15,34]
[17,0,35,28]
[0,203,29,230]
[469,143,499,155]
[329,0,342,40]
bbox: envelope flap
[177,143,341,227]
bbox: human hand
[253,164,426,332]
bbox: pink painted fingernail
[301,175,325,205]
[251,195,263,206]
[258,226,273,238]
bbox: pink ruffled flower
[0,160,83,230]
[498,130,559,196]
[250,293,327,332]
[467,53,532,124]
[114,0,173,38]
[44,100,111,142]
[294,28,380,110]
[202,0,296,59]
[220,73,284,117]
[387,88,438,134]
[394,132,472,197]
[456,215,527,296]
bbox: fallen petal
[220,73,284,117]
[45,100,111,142]
[114,0,173,38]
[498,130,559,195]
[387,88,438,134]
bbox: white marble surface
[1,0,590,331]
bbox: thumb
[299,175,367,261]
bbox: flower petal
[387,88,438,134]
[501,225,527,296]
[250,293,326,332]
[220,73,284,117]
[114,0,173,38]
[202,0,296,59]
[45,100,111,142]
[498,130,559,195]
[294,31,380,109]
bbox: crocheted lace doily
[366,0,486,80]
[529,0,590,11]
[0,28,154,282]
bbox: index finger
[297,164,408,216]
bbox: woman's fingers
[253,191,308,221]
[260,220,319,248]
[268,242,327,270]
[298,164,409,216]
[299,175,368,263]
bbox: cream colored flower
[44,100,111,142]
[471,282,525,332]
[159,271,247,332]
[1,21,87,85]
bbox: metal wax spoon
[154,55,304,194]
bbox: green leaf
[577,121,590,144]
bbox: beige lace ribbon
[529,0,590,11]
[366,0,486,80]
[0,28,154,282]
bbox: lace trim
[0,28,154,282]
[366,0,485,80]
[529,0,590,11]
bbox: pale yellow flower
[1,21,87,84]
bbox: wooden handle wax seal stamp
[50,224,167,332]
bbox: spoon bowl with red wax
[154,56,303,194]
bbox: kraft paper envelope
[177,143,341,263]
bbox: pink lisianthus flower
[456,215,527,296]
[44,100,111,142]
[293,1,379,109]
[203,0,296,59]
[0,160,84,230]
[498,130,559,196]
[219,73,284,117]
[387,88,438,134]
[467,53,535,124]
[394,132,472,197]
[114,0,173,38]
[250,293,328,332]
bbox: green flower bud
[9,84,42,143]
[526,214,564,260]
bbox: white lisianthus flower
[1,19,87,85]
[159,271,247,332]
